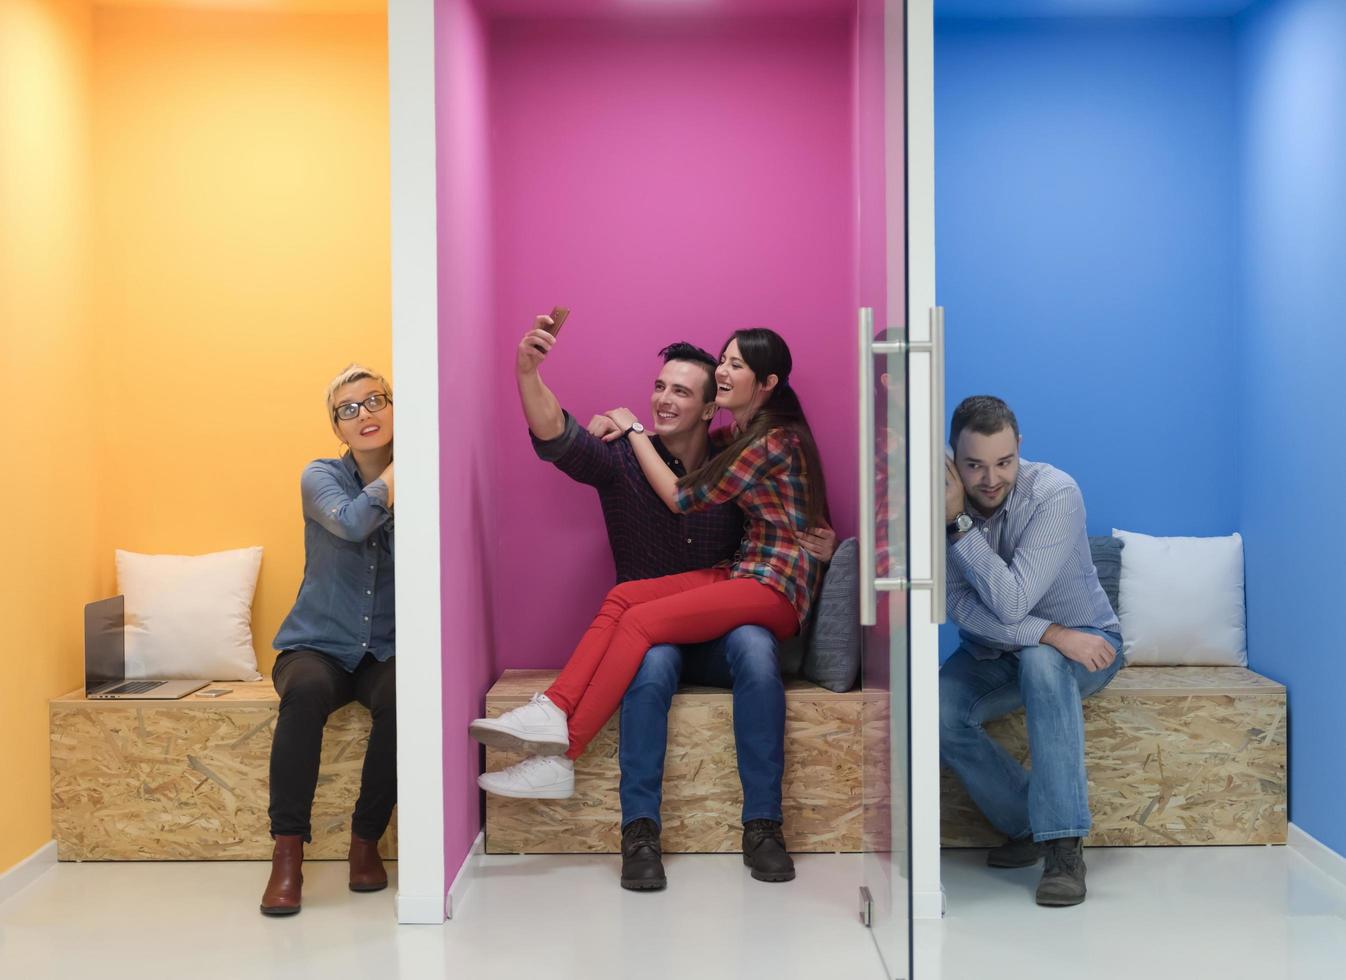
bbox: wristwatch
[623,421,646,437]
[947,512,973,536]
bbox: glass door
[856,0,947,974]
[855,1,913,976]
[858,311,912,979]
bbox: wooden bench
[483,669,864,854]
[50,682,397,861]
[941,665,1287,846]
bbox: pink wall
[436,0,903,887]
[436,0,494,891]
[485,13,860,670]
[855,0,893,321]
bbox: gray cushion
[800,537,860,693]
[1089,535,1125,617]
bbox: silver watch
[948,512,973,535]
[624,421,646,437]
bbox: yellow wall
[90,5,390,674]
[0,0,99,873]
[0,1,388,875]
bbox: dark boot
[260,835,304,916]
[348,834,389,893]
[987,836,1044,869]
[1036,837,1087,907]
[742,819,795,883]
[620,818,667,892]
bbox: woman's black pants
[268,649,396,842]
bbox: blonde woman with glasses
[260,365,396,916]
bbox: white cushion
[1112,528,1247,667]
[115,547,264,681]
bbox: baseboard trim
[0,840,57,906]
[1288,823,1346,889]
[446,831,485,920]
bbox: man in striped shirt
[941,396,1122,908]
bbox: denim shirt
[273,453,395,671]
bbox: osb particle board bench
[941,665,1287,847]
[50,681,397,861]
[483,669,864,855]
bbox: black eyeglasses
[334,392,391,421]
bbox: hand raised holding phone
[543,306,569,335]
[517,307,571,372]
[515,308,573,441]
[517,314,564,377]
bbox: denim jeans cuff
[741,808,784,826]
[620,812,663,830]
[1033,828,1090,843]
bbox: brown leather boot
[259,835,304,916]
[348,834,388,893]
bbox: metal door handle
[858,306,947,627]
[858,308,878,627]
[928,306,947,624]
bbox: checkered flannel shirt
[531,412,744,582]
[674,427,823,626]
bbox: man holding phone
[514,313,834,891]
[940,395,1122,908]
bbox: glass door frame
[856,0,943,972]
[902,0,944,930]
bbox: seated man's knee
[723,625,780,683]
[937,669,977,740]
[1016,644,1071,690]
[624,644,681,703]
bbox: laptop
[84,596,210,700]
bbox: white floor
[1,846,1344,980]
[927,846,1346,979]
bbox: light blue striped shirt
[947,459,1120,660]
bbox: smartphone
[543,306,570,336]
[197,688,233,698]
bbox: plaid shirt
[531,412,744,582]
[675,427,822,626]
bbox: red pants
[544,568,798,759]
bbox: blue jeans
[619,625,784,828]
[939,628,1123,843]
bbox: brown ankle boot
[260,835,304,916]
[348,834,388,893]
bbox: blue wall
[935,3,1345,856]
[936,18,1241,541]
[1237,0,1346,858]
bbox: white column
[388,0,446,925]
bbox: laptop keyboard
[99,680,165,695]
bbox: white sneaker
[478,755,575,799]
[469,693,570,755]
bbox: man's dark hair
[950,395,1020,451]
[658,341,718,403]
